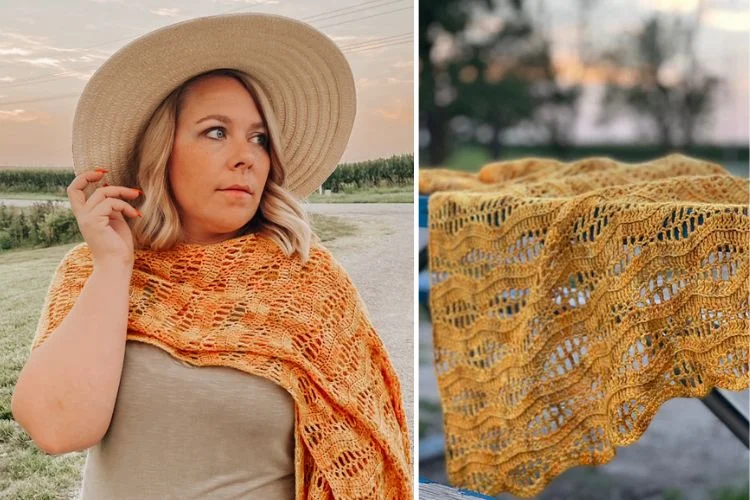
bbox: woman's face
[168,75,271,245]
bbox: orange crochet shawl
[423,155,748,497]
[31,234,412,499]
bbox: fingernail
[135,209,142,217]
[133,188,143,195]
[94,168,109,173]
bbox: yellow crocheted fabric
[423,154,749,497]
[31,234,413,499]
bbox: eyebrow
[195,114,266,129]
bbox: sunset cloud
[0,109,46,123]
[151,8,181,17]
[19,57,62,68]
[704,9,750,32]
[212,0,280,5]
[331,36,358,42]
[0,48,32,56]
[640,1,750,33]
[41,46,81,53]
[357,77,377,89]
[356,76,413,89]
[386,77,413,85]
[0,31,88,55]
[0,31,45,46]
[373,99,412,122]
[641,0,699,13]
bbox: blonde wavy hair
[123,68,317,262]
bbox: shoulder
[42,243,96,289]
[56,242,93,273]
[305,242,342,271]
[299,243,353,285]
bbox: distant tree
[524,0,602,156]
[420,0,600,164]
[420,0,540,164]
[599,3,720,149]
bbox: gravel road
[306,203,415,448]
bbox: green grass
[661,485,750,500]
[306,185,413,203]
[0,192,67,201]
[309,214,358,241]
[711,485,750,500]
[0,186,416,204]
[429,145,749,177]
[0,205,356,254]
[419,399,443,439]
[440,146,492,172]
[0,243,86,499]
[0,215,357,497]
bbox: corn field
[0,154,414,194]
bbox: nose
[230,138,257,170]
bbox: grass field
[0,185,415,204]
[306,185,413,203]
[0,243,86,499]
[0,192,67,201]
[429,146,750,178]
[0,214,357,498]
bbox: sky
[523,0,749,144]
[0,0,414,167]
[429,0,748,146]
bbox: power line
[0,31,412,92]
[0,1,411,90]
[0,3,413,106]
[303,0,404,23]
[339,32,412,50]
[302,0,392,20]
[344,39,413,54]
[0,67,99,90]
[0,93,79,107]
[316,5,412,30]
[0,35,414,106]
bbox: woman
[11,13,412,500]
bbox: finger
[84,185,142,212]
[89,197,141,221]
[67,169,109,215]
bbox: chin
[214,216,258,234]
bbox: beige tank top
[77,340,295,500]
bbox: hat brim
[72,13,356,199]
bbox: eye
[251,133,270,149]
[205,127,226,140]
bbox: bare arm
[12,168,141,455]
[11,262,133,455]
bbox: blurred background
[419,0,748,176]
[418,1,749,499]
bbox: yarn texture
[31,234,412,499]
[422,154,749,497]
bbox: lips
[218,184,253,196]
[219,188,252,198]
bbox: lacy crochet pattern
[423,155,749,497]
[31,234,412,499]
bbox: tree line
[0,154,414,195]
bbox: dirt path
[306,203,415,447]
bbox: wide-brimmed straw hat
[72,13,356,199]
